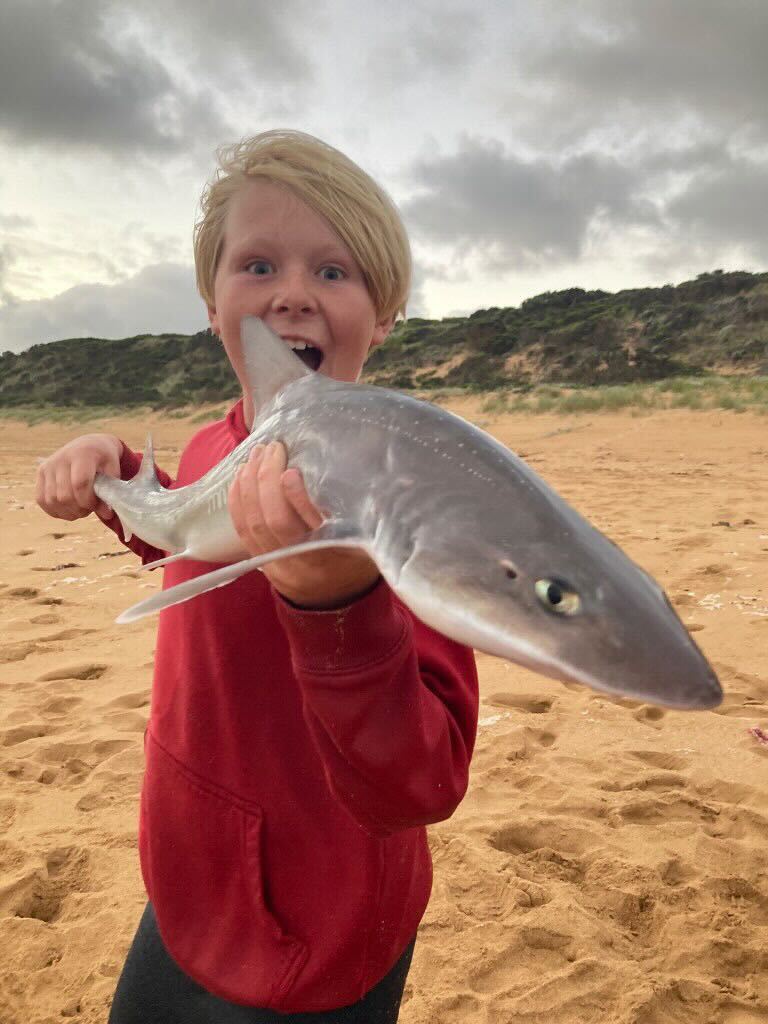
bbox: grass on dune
[0,404,146,426]
[0,404,228,426]
[0,377,766,424]
[480,376,768,416]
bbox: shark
[93,316,723,710]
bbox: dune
[0,403,766,1023]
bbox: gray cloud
[402,137,655,269]
[0,0,314,154]
[0,245,14,303]
[364,3,481,85]
[666,154,768,263]
[0,0,216,151]
[405,259,430,319]
[0,262,204,353]
[0,213,34,231]
[131,0,315,84]
[518,0,768,147]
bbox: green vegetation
[0,403,156,426]
[1,269,766,415]
[480,375,768,416]
[0,330,240,410]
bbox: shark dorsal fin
[136,434,162,490]
[241,316,314,429]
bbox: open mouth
[286,340,323,371]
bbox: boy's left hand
[228,441,381,610]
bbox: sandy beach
[1,401,766,1024]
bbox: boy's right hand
[35,433,124,522]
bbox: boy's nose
[270,270,318,315]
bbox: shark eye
[535,578,581,616]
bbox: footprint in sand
[671,531,717,552]
[599,765,689,793]
[697,562,731,578]
[1,758,45,783]
[108,710,148,733]
[523,727,557,749]
[628,750,688,771]
[30,735,135,790]
[700,876,768,926]
[658,855,699,887]
[1,723,51,747]
[29,612,62,625]
[0,630,95,666]
[37,663,108,682]
[31,562,82,572]
[106,689,150,710]
[616,793,719,828]
[39,696,83,718]
[0,640,39,664]
[0,798,17,833]
[699,795,768,843]
[714,690,768,718]
[6,706,43,725]
[5,586,40,599]
[712,667,768,715]
[35,737,131,769]
[76,770,139,811]
[75,765,143,811]
[489,819,592,876]
[488,692,556,715]
[37,628,96,643]
[0,844,91,924]
[632,705,667,729]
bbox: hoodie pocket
[139,731,307,1007]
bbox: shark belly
[183,506,249,564]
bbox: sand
[0,403,766,1024]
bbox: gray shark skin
[94,317,722,710]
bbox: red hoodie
[108,398,478,1012]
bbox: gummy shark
[94,317,723,710]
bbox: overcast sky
[1,0,766,352]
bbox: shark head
[394,494,722,710]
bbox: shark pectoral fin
[115,520,368,624]
[139,550,192,572]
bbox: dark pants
[109,903,415,1024]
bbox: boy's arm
[274,581,479,837]
[36,432,173,565]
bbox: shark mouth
[286,340,323,371]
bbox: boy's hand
[35,433,123,522]
[228,441,380,610]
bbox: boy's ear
[370,314,396,350]
[207,305,220,337]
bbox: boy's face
[208,180,393,420]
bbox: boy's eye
[245,260,274,276]
[319,266,345,281]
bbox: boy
[36,130,479,1023]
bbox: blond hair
[194,130,411,321]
